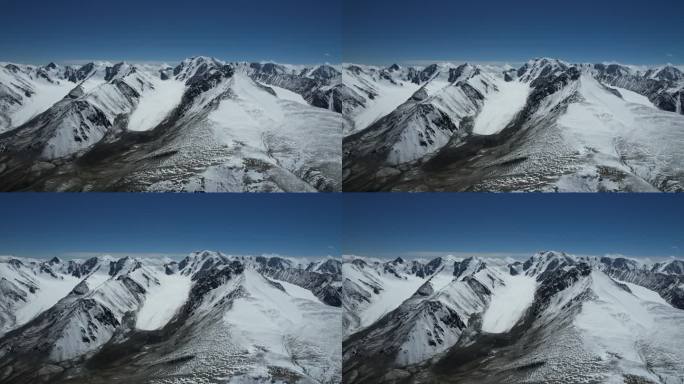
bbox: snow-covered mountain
[342,59,684,192]
[0,58,344,192]
[342,252,684,384]
[0,252,342,383]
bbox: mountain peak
[48,256,62,265]
[309,64,340,80]
[174,56,226,81]
[651,65,684,82]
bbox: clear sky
[343,194,684,260]
[0,0,341,64]
[0,194,340,259]
[344,0,684,65]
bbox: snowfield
[259,82,308,105]
[556,74,684,192]
[481,274,536,333]
[0,65,74,133]
[574,271,683,382]
[0,261,81,329]
[342,259,427,334]
[127,78,185,132]
[473,79,530,135]
[223,269,341,382]
[136,273,192,331]
[342,64,421,133]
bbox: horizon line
[0,251,339,261]
[0,57,342,67]
[342,251,683,262]
[343,58,684,69]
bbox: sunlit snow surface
[342,64,421,134]
[342,260,427,334]
[0,262,80,331]
[555,74,684,191]
[128,79,185,132]
[573,272,684,382]
[152,269,341,384]
[168,73,343,192]
[481,274,536,333]
[223,270,340,380]
[258,82,308,105]
[9,83,74,129]
[0,66,74,132]
[136,274,191,330]
[473,79,530,135]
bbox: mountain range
[342,59,684,192]
[0,252,342,383]
[342,252,684,383]
[3,57,684,192]
[0,58,344,192]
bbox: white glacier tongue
[342,64,422,132]
[135,273,191,331]
[481,274,537,333]
[472,78,530,135]
[342,257,430,335]
[126,78,185,132]
[0,260,81,332]
[0,65,74,132]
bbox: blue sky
[343,194,684,260]
[344,0,684,65]
[0,194,341,259]
[0,0,340,64]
